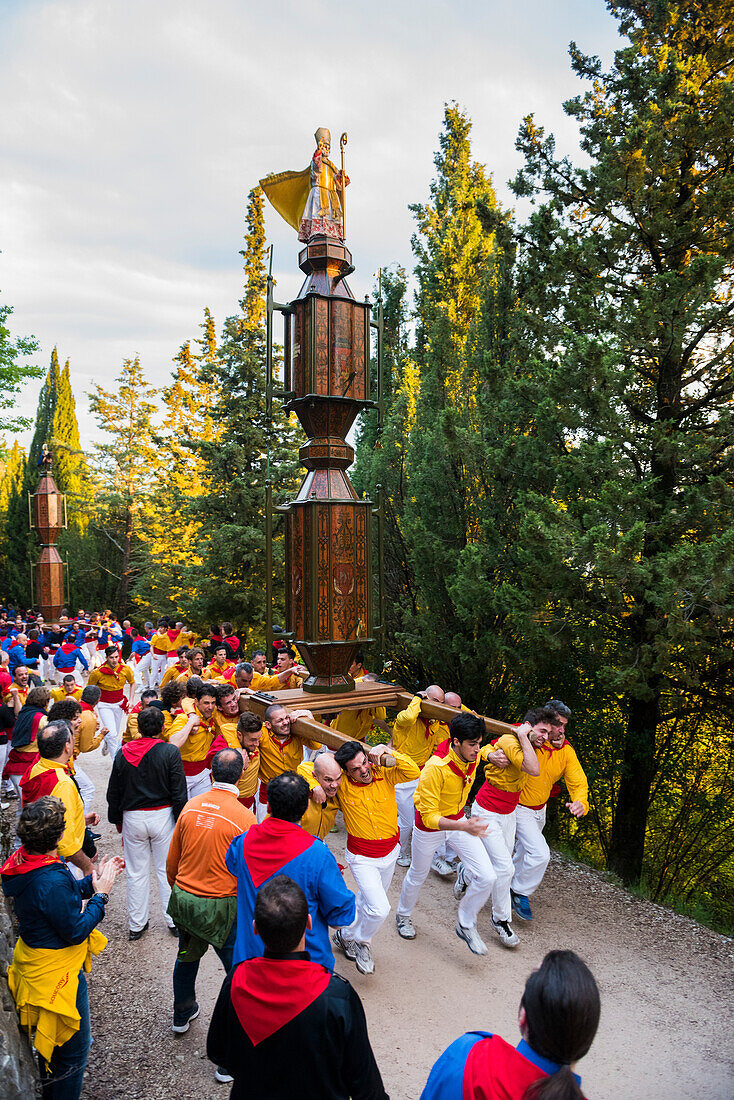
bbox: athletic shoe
[88,830,102,841]
[332,928,357,961]
[453,862,469,900]
[128,921,149,941]
[101,741,109,756]
[511,890,533,922]
[172,1002,200,1034]
[431,855,455,877]
[396,852,411,867]
[0,801,9,811]
[353,942,375,975]
[5,788,18,800]
[215,1069,234,1083]
[395,914,416,939]
[491,917,520,947]
[168,924,179,936]
[455,922,488,956]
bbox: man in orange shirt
[166,748,255,1084]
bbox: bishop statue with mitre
[260,128,349,242]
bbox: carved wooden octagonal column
[31,472,65,618]
[284,235,375,693]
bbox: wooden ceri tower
[269,235,379,693]
[29,459,67,617]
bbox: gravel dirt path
[64,747,734,1100]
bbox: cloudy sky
[1,0,622,449]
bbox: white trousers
[395,779,418,855]
[97,702,125,758]
[73,764,95,809]
[0,742,9,791]
[511,804,550,897]
[471,803,516,922]
[151,653,168,687]
[122,807,176,932]
[185,769,212,800]
[343,844,398,945]
[397,825,495,930]
[136,652,154,690]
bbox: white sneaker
[353,941,375,975]
[396,852,411,867]
[453,862,469,900]
[395,914,416,939]
[215,1069,234,1083]
[491,917,520,947]
[431,855,455,877]
[0,801,9,811]
[332,928,357,961]
[455,921,488,956]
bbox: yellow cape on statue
[259,167,311,233]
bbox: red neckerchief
[230,955,330,1046]
[100,661,123,677]
[271,732,293,752]
[131,702,143,714]
[420,716,433,739]
[80,701,95,712]
[122,738,160,766]
[1,846,62,877]
[240,818,314,887]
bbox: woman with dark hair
[421,950,600,1100]
[1,796,124,1099]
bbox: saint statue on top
[260,128,350,243]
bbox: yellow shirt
[237,748,261,801]
[258,728,320,784]
[87,663,134,697]
[414,746,478,830]
[166,706,217,765]
[297,760,338,839]
[250,671,282,692]
[520,741,588,812]
[392,695,449,768]
[202,661,236,683]
[24,759,85,858]
[51,687,83,703]
[332,704,387,742]
[479,734,528,794]
[160,662,187,688]
[123,708,141,742]
[213,711,241,749]
[75,710,104,755]
[335,751,419,841]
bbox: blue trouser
[39,971,91,1100]
[172,921,237,1015]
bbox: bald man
[297,752,343,840]
[391,686,449,866]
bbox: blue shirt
[225,818,356,971]
[1,860,106,950]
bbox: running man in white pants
[88,645,135,759]
[509,700,588,922]
[459,708,553,949]
[396,712,495,955]
[326,741,419,976]
[106,704,188,939]
[391,687,449,867]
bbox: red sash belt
[127,803,171,812]
[239,795,255,810]
[475,783,520,814]
[522,802,547,811]
[182,760,208,776]
[153,646,168,655]
[3,746,37,776]
[346,832,400,858]
[258,781,269,805]
[99,688,124,704]
[414,807,464,832]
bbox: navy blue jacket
[2,860,106,949]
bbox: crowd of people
[0,606,600,1099]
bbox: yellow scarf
[7,928,107,1064]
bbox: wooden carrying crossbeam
[247,682,515,758]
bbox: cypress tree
[188,187,302,633]
[510,0,734,883]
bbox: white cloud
[0,0,621,448]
